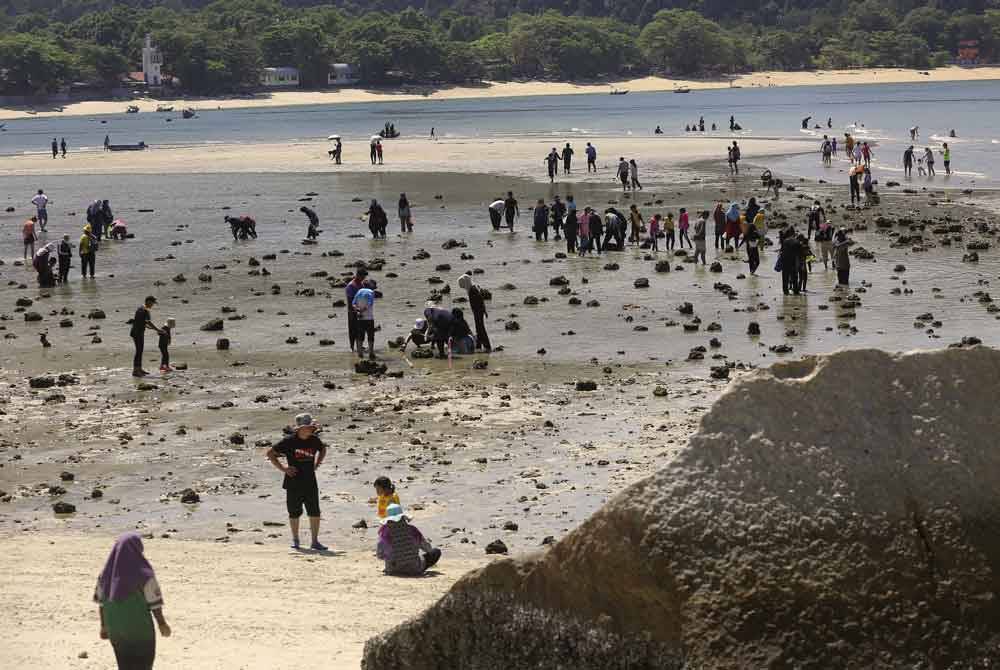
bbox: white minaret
[142,34,162,86]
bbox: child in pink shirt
[678,208,691,248]
[647,214,660,251]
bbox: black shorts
[286,483,320,518]
[357,320,375,338]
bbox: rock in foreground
[363,347,1000,669]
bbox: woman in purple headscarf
[94,533,171,669]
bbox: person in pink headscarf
[94,533,171,669]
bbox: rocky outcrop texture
[363,348,1000,669]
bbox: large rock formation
[363,348,1000,669]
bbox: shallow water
[1,170,997,372]
[3,80,999,185]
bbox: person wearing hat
[158,317,175,373]
[376,503,441,576]
[130,296,162,377]
[79,223,97,278]
[401,317,429,352]
[266,413,328,551]
[345,268,368,353]
[352,278,378,360]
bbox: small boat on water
[181,108,195,119]
[108,141,147,151]
[673,87,691,94]
[610,88,629,95]
[156,105,174,112]
[126,105,139,113]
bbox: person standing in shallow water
[503,191,518,232]
[345,269,367,354]
[833,228,854,286]
[266,413,329,551]
[561,143,573,174]
[94,533,171,670]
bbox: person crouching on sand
[266,413,329,551]
[377,503,441,576]
[94,532,171,670]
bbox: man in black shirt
[266,413,328,551]
[130,296,161,377]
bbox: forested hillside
[2,0,999,95]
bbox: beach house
[261,67,300,87]
[328,64,359,86]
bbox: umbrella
[371,135,381,143]
[328,134,341,140]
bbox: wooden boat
[610,88,629,95]
[108,142,147,151]
[378,129,400,138]
[673,87,691,93]
[156,105,173,112]
[126,105,139,113]
[181,108,195,119]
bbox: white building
[261,67,300,87]
[141,34,162,86]
[328,63,359,86]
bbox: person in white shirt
[488,198,505,231]
[31,189,49,231]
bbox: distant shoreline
[2,66,1000,121]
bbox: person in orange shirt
[374,476,401,518]
[22,216,37,259]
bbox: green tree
[901,7,949,50]
[639,9,739,74]
[0,34,75,94]
[74,43,129,85]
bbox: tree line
[2,0,999,95]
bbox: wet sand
[1,145,998,667]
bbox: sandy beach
[2,66,999,120]
[2,96,998,667]
[0,534,486,669]
[0,136,811,178]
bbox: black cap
[145,295,157,305]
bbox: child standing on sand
[374,476,401,519]
[158,318,174,373]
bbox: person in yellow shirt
[752,210,766,250]
[374,476,400,518]
[79,224,97,278]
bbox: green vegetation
[2,0,1000,95]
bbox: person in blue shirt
[352,279,378,360]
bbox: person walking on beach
[376,140,384,165]
[503,191,518,232]
[677,208,691,249]
[60,137,67,158]
[158,317,174,373]
[51,138,58,159]
[79,224,97,278]
[22,216,37,260]
[533,198,549,241]
[910,126,919,141]
[352,279,377,359]
[31,189,49,231]
[821,136,832,166]
[848,166,862,206]
[397,193,412,233]
[562,201,579,254]
[130,296,161,377]
[712,202,726,249]
[663,211,675,250]
[730,141,741,174]
[300,206,320,240]
[942,143,951,175]
[778,229,801,295]
[562,143,574,174]
[577,208,591,256]
[458,273,491,351]
[903,146,914,177]
[266,413,329,551]
[845,134,855,163]
[588,208,604,255]
[923,147,935,176]
[616,158,630,191]
[94,532,171,670]
[833,228,854,286]
[57,234,72,283]
[692,211,707,265]
[647,214,660,251]
[488,198,504,231]
[345,269,366,353]
[104,134,111,151]
[861,142,872,168]
[629,159,642,190]
[545,148,559,183]
[628,204,643,245]
[369,137,378,165]
[743,220,760,275]
[724,202,741,248]
[585,142,597,172]
[366,200,387,239]
[551,195,565,241]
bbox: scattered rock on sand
[484,539,508,555]
[87,309,106,320]
[355,360,388,376]
[52,502,76,514]
[709,262,723,273]
[633,278,649,289]
[180,489,200,504]
[655,260,671,273]
[747,322,761,336]
[29,376,55,389]
[216,338,230,350]
[678,302,693,315]
[201,318,224,331]
[364,348,1000,670]
[575,380,598,392]
[23,312,42,322]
